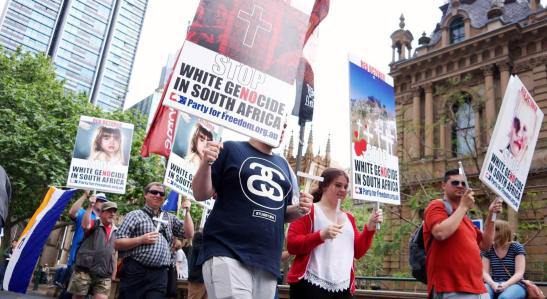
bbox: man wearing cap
[115,182,194,299]
[57,191,108,298]
[68,197,118,299]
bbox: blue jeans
[485,282,526,299]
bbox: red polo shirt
[423,200,486,295]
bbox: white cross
[362,119,374,144]
[374,119,384,149]
[237,5,272,48]
[356,119,363,137]
[153,212,169,232]
[381,121,396,154]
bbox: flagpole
[295,120,306,173]
[177,193,182,219]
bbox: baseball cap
[101,201,118,212]
[95,193,108,202]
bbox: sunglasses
[148,190,165,197]
[449,180,467,187]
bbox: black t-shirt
[197,141,294,277]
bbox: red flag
[186,0,309,84]
[291,0,330,122]
[304,0,330,44]
[140,50,182,158]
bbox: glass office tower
[0,0,148,111]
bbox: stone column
[483,65,496,140]
[392,46,396,62]
[439,104,447,159]
[412,88,421,159]
[464,19,471,38]
[474,104,482,151]
[442,27,448,46]
[424,84,434,157]
[499,62,512,99]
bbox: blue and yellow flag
[3,187,76,293]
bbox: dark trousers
[290,279,354,299]
[118,258,167,299]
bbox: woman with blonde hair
[482,220,526,299]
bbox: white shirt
[304,204,354,292]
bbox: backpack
[408,199,452,284]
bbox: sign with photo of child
[67,116,134,194]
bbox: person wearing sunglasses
[115,182,194,298]
[422,168,502,299]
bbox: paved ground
[0,290,51,298]
[0,284,56,298]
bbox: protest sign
[164,113,221,198]
[162,0,312,146]
[67,116,134,194]
[479,75,543,212]
[349,56,400,205]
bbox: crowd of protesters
[0,143,538,299]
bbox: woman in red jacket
[286,168,382,299]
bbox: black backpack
[408,200,452,284]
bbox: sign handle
[375,201,381,230]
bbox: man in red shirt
[423,168,502,298]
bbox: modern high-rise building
[0,0,149,111]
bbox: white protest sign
[479,75,543,212]
[162,0,312,146]
[67,116,134,194]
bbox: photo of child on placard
[499,93,539,170]
[164,113,220,198]
[182,123,214,166]
[480,75,543,212]
[67,116,134,194]
[88,126,125,165]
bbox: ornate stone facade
[388,0,546,279]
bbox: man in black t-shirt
[192,138,312,299]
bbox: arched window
[449,17,465,44]
[452,94,475,156]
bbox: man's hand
[202,141,222,165]
[297,191,313,215]
[460,189,475,210]
[140,232,159,245]
[489,197,503,214]
[181,199,191,211]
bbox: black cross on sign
[237,5,272,48]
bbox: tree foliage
[0,49,165,246]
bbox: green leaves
[0,48,165,232]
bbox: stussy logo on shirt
[239,157,289,210]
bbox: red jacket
[286,205,375,294]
